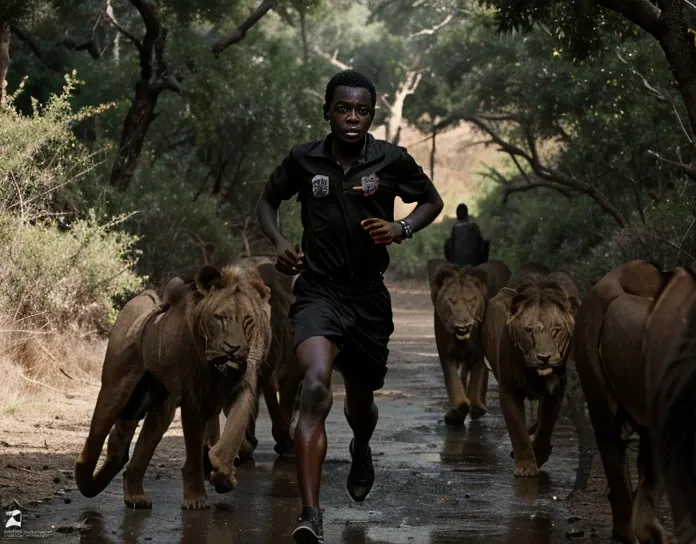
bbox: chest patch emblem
[361,173,380,196]
[311,175,330,197]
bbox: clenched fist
[360,218,404,245]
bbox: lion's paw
[181,494,210,510]
[444,407,467,426]
[611,525,636,544]
[209,468,237,494]
[124,493,152,510]
[634,517,669,544]
[513,460,539,478]
[273,439,295,456]
[470,403,487,419]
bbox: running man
[256,69,444,543]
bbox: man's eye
[359,108,370,116]
[336,105,347,113]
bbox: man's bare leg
[292,336,337,543]
[344,379,378,501]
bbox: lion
[574,260,696,543]
[74,264,271,510]
[211,263,303,461]
[482,263,580,477]
[428,258,512,425]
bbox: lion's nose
[225,342,249,360]
[537,354,551,365]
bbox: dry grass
[0,313,104,415]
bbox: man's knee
[299,374,332,417]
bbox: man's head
[456,203,469,221]
[323,70,376,144]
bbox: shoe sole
[292,526,323,544]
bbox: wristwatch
[397,219,413,239]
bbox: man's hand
[275,238,304,275]
[361,218,404,245]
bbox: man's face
[327,86,374,144]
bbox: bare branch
[312,46,352,71]
[211,0,279,57]
[503,182,573,203]
[443,111,627,227]
[0,23,9,109]
[408,14,454,39]
[61,37,102,59]
[616,49,666,101]
[646,149,696,181]
[104,9,142,51]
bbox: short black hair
[456,203,469,221]
[324,70,377,109]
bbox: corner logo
[4,507,22,531]
[311,175,330,197]
[360,173,379,196]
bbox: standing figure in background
[444,203,489,266]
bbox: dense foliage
[3,0,696,298]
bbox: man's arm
[255,154,303,273]
[394,182,443,239]
[361,147,443,245]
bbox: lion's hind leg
[123,395,177,509]
[75,378,141,498]
[585,393,635,543]
[631,430,668,544]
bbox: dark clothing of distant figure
[444,219,488,267]
[262,132,434,390]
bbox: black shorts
[290,271,394,391]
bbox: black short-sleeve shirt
[262,133,434,283]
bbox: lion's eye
[214,314,226,323]
[243,315,254,333]
[524,326,534,333]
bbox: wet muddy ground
[0,286,674,543]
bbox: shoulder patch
[311,174,330,197]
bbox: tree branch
[596,0,662,36]
[408,14,454,39]
[211,0,279,57]
[444,111,627,227]
[312,45,352,71]
[646,149,696,181]
[104,10,142,51]
[130,0,160,81]
[503,182,574,203]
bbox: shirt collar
[308,132,383,164]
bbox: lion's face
[433,265,487,341]
[192,265,271,373]
[506,283,577,376]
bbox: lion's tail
[650,311,696,515]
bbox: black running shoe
[347,438,375,502]
[292,507,324,544]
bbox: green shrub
[0,75,144,332]
[0,213,143,332]
[387,220,453,279]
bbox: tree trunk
[0,23,10,108]
[429,128,437,182]
[108,81,160,190]
[657,18,696,138]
